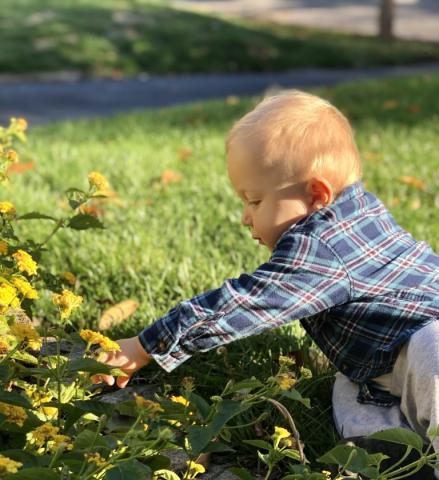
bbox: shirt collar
[272,181,365,251]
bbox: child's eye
[248,200,261,207]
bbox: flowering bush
[1,118,438,480]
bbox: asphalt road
[1,63,439,126]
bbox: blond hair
[227,91,361,194]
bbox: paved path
[172,0,439,43]
[1,63,439,126]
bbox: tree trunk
[379,0,394,39]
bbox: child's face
[227,141,313,251]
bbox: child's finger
[116,375,131,389]
[101,374,115,386]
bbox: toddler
[96,91,439,459]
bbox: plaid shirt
[139,182,438,403]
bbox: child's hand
[92,336,151,388]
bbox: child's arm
[93,336,151,388]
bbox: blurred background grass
[1,0,439,77]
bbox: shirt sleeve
[138,231,352,372]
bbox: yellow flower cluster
[0,240,8,255]
[27,423,72,452]
[275,373,296,391]
[0,201,16,219]
[321,470,332,480]
[0,402,28,427]
[11,117,27,132]
[0,282,19,313]
[12,277,38,299]
[0,455,22,475]
[13,249,38,276]
[52,289,83,319]
[0,340,9,355]
[10,323,42,350]
[85,452,107,467]
[88,171,110,192]
[79,329,120,352]
[134,394,163,417]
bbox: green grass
[2,74,439,463]
[1,0,439,76]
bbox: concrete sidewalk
[1,63,439,126]
[172,0,439,43]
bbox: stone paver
[172,0,439,43]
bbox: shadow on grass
[1,0,439,76]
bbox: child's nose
[241,209,252,227]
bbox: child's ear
[307,177,334,210]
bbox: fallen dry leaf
[398,175,427,191]
[161,169,182,185]
[98,299,139,331]
[382,99,398,110]
[6,161,35,175]
[178,148,193,161]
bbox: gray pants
[333,322,439,472]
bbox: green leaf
[65,358,111,375]
[242,439,272,450]
[0,390,32,408]
[281,449,301,461]
[223,378,263,394]
[68,213,104,230]
[188,399,248,456]
[228,467,256,480]
[367,427,424,453]
[17,212,58,222]
[318,444,369,472]
[7,468,60,480]
[73,400,114,417]
[73,429,109,451]
[204,441,235,453]
[144,454,170,472]
[281,389,311,408]
[0,363,14,382]
[359,466,380,479]
[105,459,151,480]
[187,391,210,420]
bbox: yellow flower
[273,426,291,440]
[0,282,18,312]
[52,289,83,319]
[6,150,18,162]
[321,471,332,480]
[0,455,23,474]
[0,402,28,427]
[27,423,61,448]
[88,171,110,192]
[15,118,28,131]
[79,329,119,352]
[0,201,16,219]
[13,250,38,276]
[12,277,38,299]
[48,434,73,452]
[0,340,10,355]
[9,323,42,350]
[134,394,163,417]
[99,336,120,352]
[170,395,190,407]
[0,240,8,255]
[185,460,205,478]
[60,271,76,285]
[85,452,107,466]
[80,329,104,345]
[275,373,296,390]
[279,355,295,367]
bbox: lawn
[1,0,439,77]
[3,74,439,466]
